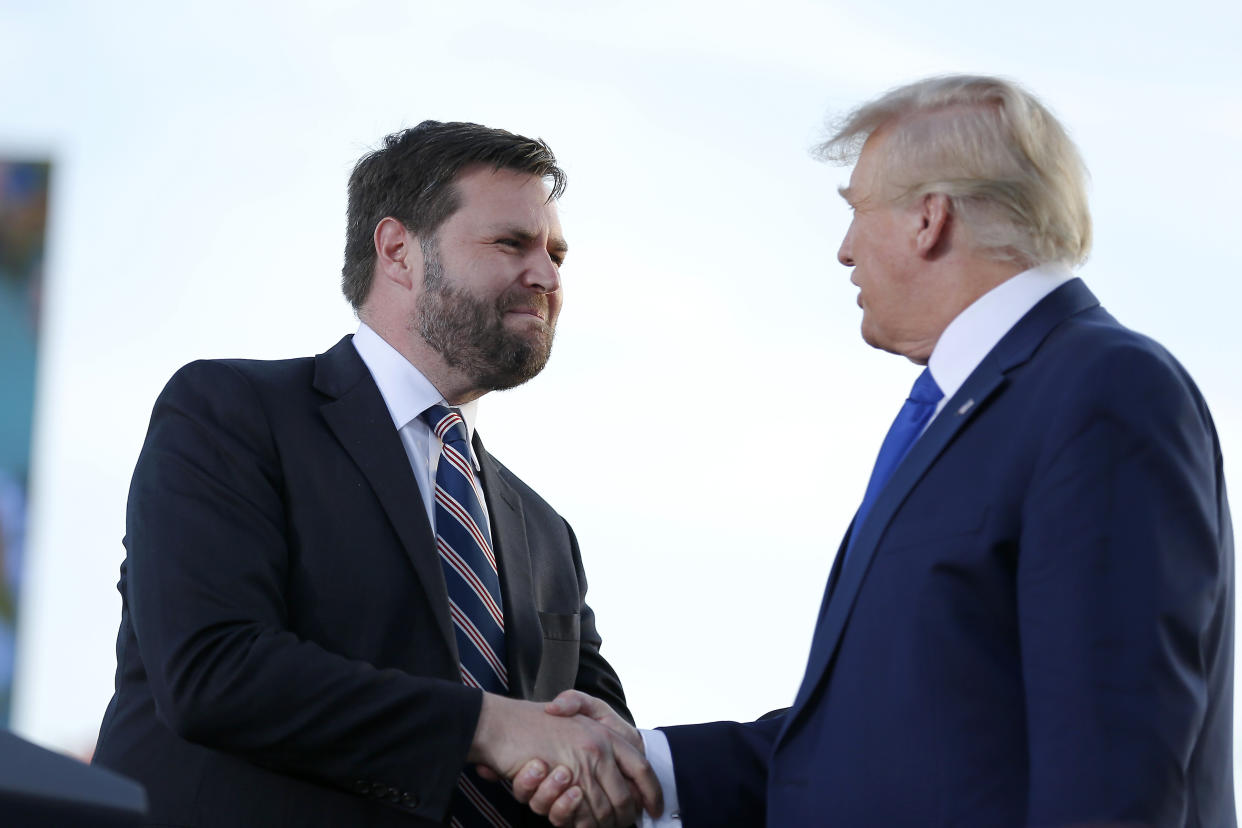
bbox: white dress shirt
[925,263,1074,422]
[350,321,487,528]
[638,263,1076,827]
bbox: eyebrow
[494,225,569,256]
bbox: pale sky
[2,0,1240,781]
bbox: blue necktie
[424,405,518,828]
[845,368,944,562]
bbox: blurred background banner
[0,159,49,726]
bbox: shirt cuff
[639,728,681,826]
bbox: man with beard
[92,122,661,828]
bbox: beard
[413,240,556,392]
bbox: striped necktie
[424,405,518,828]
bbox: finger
[575,791,603,828]
[554,698,641,753]
[545,786,588,828]
[545,689,591,716]
[509,759,549,804]
[590,752,640,828]
[576,766,617,828]
[588,712,642,753]
[563,715,642,763]
[612,739,664,818]
[570,732,640,828]
[526,764,573,815]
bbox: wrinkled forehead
[453,167,558,219]
[451,166,568,251]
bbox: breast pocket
[537,610,580,641]
[532,611,581,700]
[878,505,989,554]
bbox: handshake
[469,689,664,828]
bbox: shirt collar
[927,263,1075,405]
[350,321,480,443]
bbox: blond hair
[818,75,1091,268]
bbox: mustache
[497,292,550,319]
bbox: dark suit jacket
[93,335,629,827]
[664,279,1235,827]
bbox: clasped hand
[469,691,662,828]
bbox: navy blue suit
[664,280,1235,827]
[93,337,629,827]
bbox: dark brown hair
[341,121,566,308]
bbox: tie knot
[908,368,944,406]
[424,404,469,447]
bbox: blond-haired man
[529,76,1235,827]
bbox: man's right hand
[468,692,662,828]
[506,690,653,826]
[545,690,643,750]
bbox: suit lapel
[313,336,457,657]
[475,439,543,699]
[780,279,1102,741]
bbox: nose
[522,251,561,295]
[837,222,855,267]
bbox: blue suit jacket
[664,280,1235,827]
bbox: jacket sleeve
[1018,341,1233,826]
[659,716,782,826]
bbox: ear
[914,193,951,258]
[373,217,422,290]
